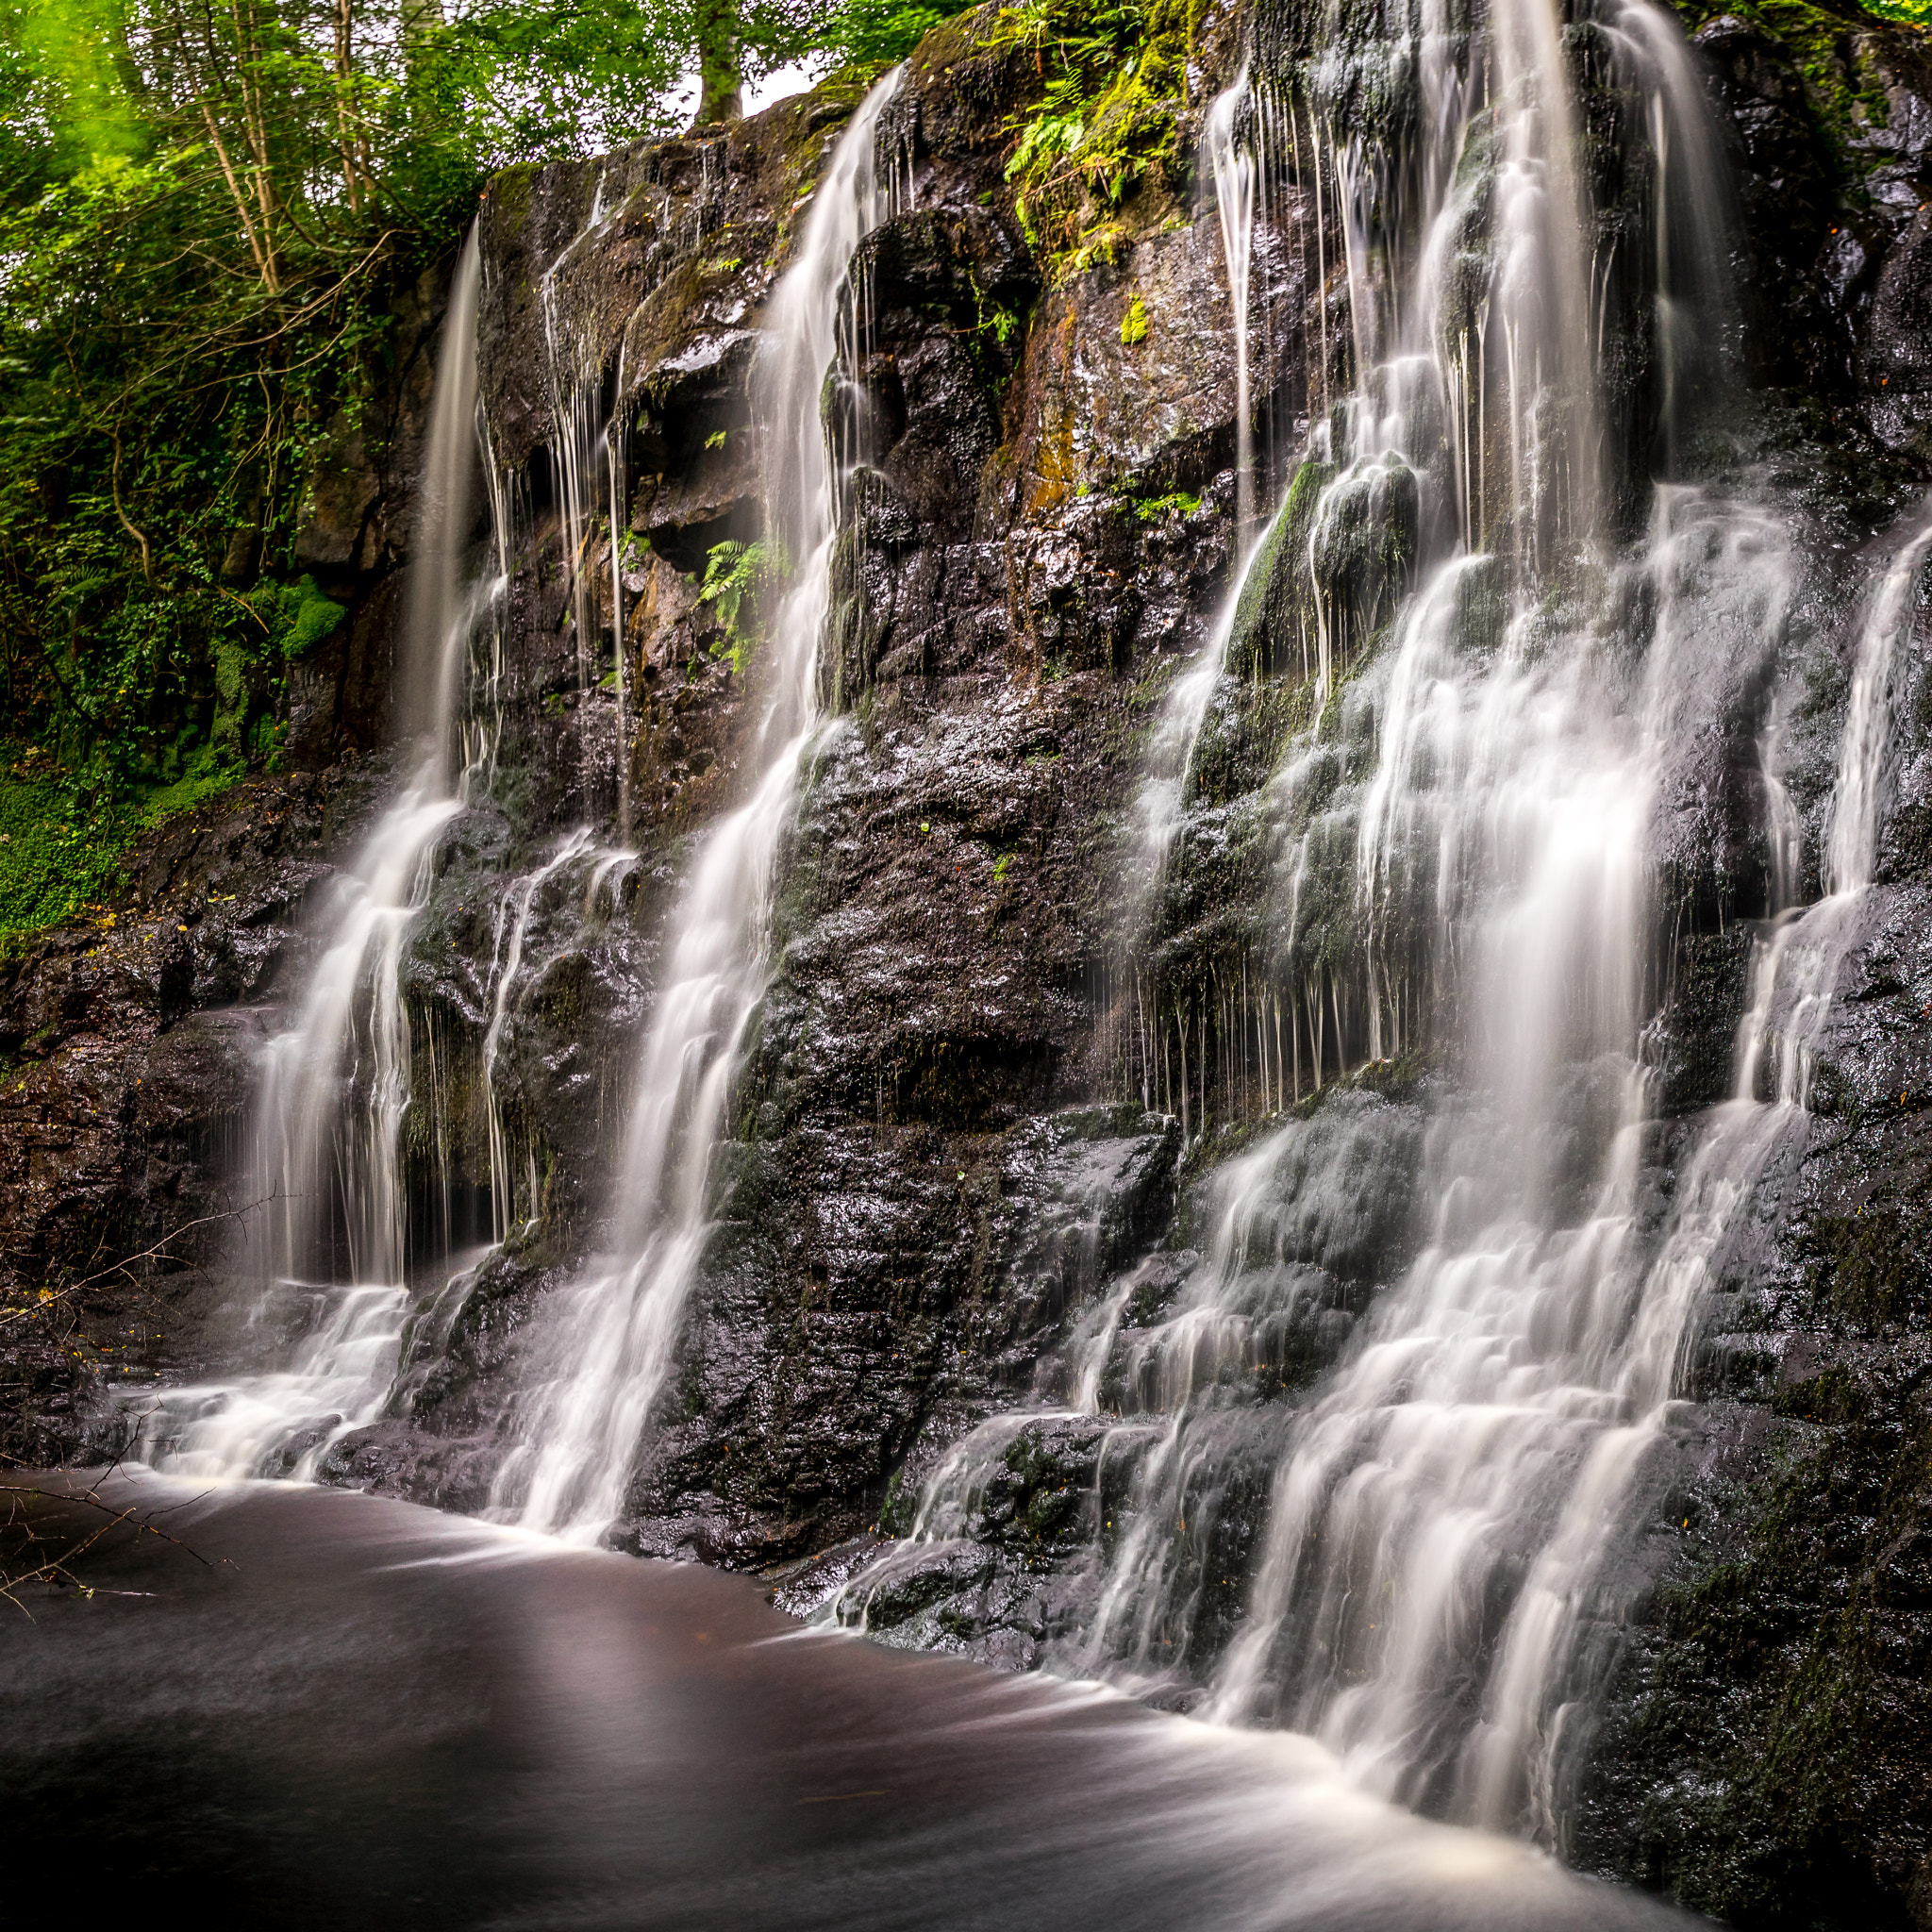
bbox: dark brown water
[0,1474,1692,1929]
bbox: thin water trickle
[1132,70,1283,897]
[133,230,490,1479]
[1134,506,1283,893]
[491,70,908,1542]
[482,828,618,1242]
[1207,72,1258,541]
[1737,506,1932,1114]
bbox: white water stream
[106,9,1932,1881]
[1134,72,1284,888]
[134,231,489,1479]
[831,0,1932,1856]
[488,71,908,1541]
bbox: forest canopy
[0,0,947,939]
[0,0,1924,941]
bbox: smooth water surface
[0,1474,1692,1930]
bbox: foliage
[0,762,110,941]
[1130,489,1199,521]
[1669,0,1930,164]
[0,746,232,949]
[0,0,739,944]
[981,0,1200,280]
[698,535,785,673]
[824,0,959,75]
[1861,0,1931,25]
[1119,292,1147,343]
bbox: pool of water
[0,1474,1692,1929]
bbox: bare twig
[0,1455,218,1616]
[198,99,272,290]
[109,432,152,581]
[214,584,271,632]
[0,1193,285,1331]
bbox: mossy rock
[1307,451,1420,656]
[1226,458,1334,681]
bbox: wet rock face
[284,263,453,767]
[306,21,1266,1562]
[0,769,385,1456]
[1574,596,1932,1927]
[611,1106,1181,1565]
[1690,2,1932,455]
[7,3,1932,1921]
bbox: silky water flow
[100,8,1932,1882]
[487,70,908,1541]
[825,0,1930,1857]
[1135,69,1280,886]
[131,231,491,1480]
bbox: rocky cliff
[7,0,1932,1924]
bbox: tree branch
[197,99,272,290]
[0,1193,286,1332]
[109,431,153,581]
[0,1456,218,1617]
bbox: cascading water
[481,827,639,1241]
[1150,10,1751,1823]
[826,0,1924,1858]
[132,231,491,1479]
[1207,73,1258,541]
[536,172,638,829]
[1827,513,1932,899]
[1135,72,1283,888]
[489,71,907,1542]
[1740,508,1932,1114]
[1208,484,1797,1821]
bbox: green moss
[1120,293,1148,343]
[271,575,347,658]
[1226,458,1333,681]
[138,764,242,828]
[483,160,541,240]
[0,741,247,951]
[877,1468,916,1535]
[985,0,1204,282]
[1668,0,1910,180]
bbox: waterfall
[1134,72,1281,891]
[1176,0,1761,1818]
[827,0,1904,1853]
[1131,0,1916,1838]
[1737,506,1932,1112]
[133,230,490,1479]
[490,70,907,1543]
[1207,72,1257,540]
[1597,0,1739,463]
[483,827,601,1241]
[1828,512,1932,897]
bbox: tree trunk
[691,0,742,127]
